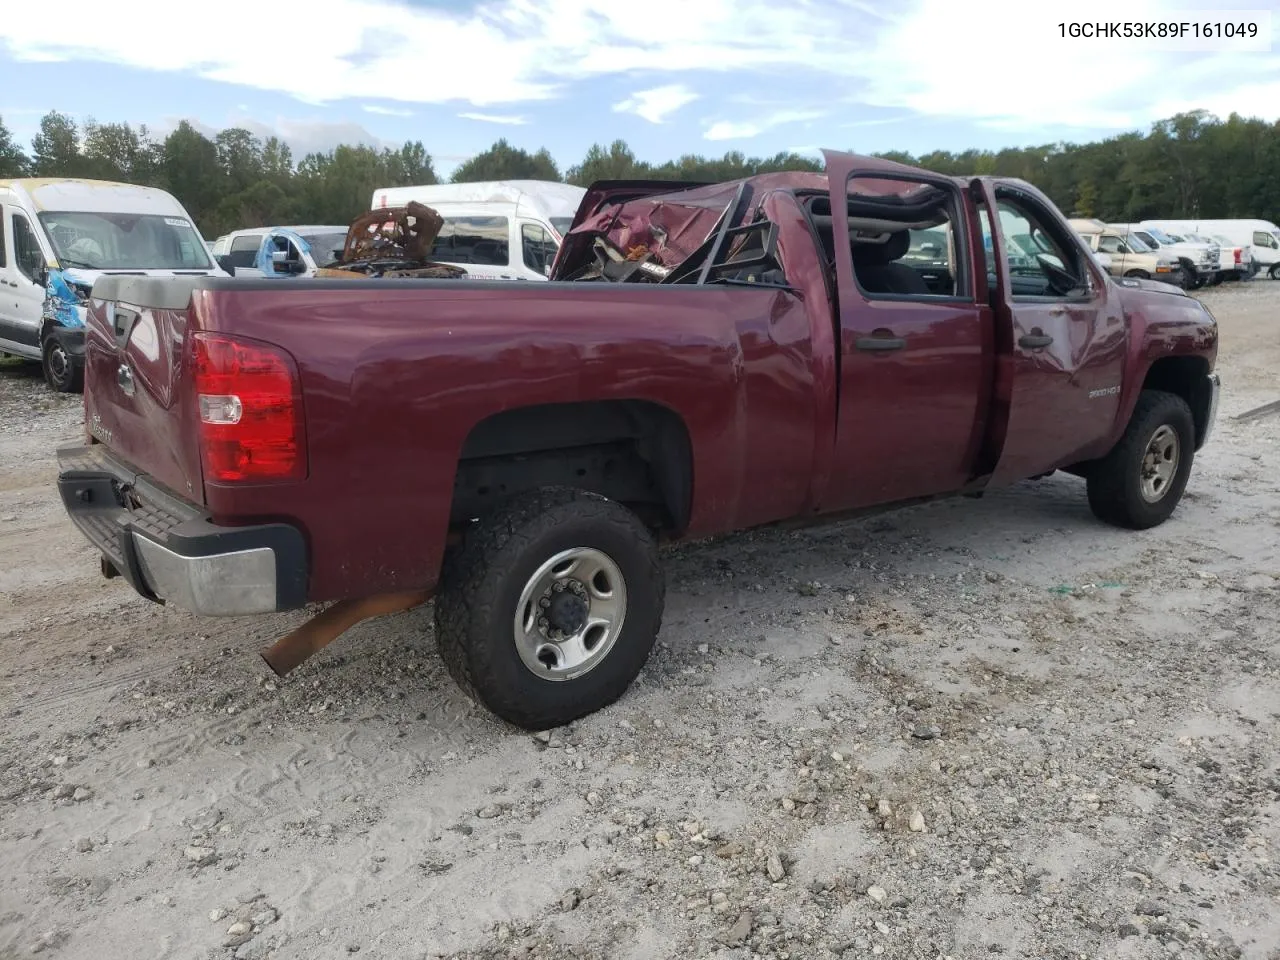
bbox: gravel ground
[1,281,1278,960]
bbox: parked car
[1174,231,1253,281]
[1070,219,1183,286]
[210,225,348,277]
[369,180,586,281]
[1141,218,1280,279]
[56,151,1221,730]
[1122,223,1220,288]
[0,178,224,392]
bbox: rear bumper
[56,443,308,616]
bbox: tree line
[1,108,1276,239]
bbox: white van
[369,180,586,281]
[210,224,349,277]
[1141,219,1280,278]
[0,178,224,391]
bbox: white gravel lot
[1,281,1277,960]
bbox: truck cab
[0,178,224,392]
[211,225,348,278]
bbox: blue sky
[1,0,1277,178]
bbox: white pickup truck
[1117,224,1220,288]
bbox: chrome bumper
[132,534,282,616]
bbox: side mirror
[35,262,50,288]
[216,255,237,275]
[543,263,552,277]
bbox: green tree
[215,128,265,194]
[162,121,222,229]
[31,111,84,176]
[565,140,651,185]
[451,138,560,182]
[0,115,29,176]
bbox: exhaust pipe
[260,590,431,677]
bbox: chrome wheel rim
[1140,424,1180,502]
[513,547,627,681]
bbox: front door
[820,151,991,512]
[0,206,47,356]
[974,179,1126,486]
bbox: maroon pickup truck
[57,151,1220,730]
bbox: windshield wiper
[56,257,98,269]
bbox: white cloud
[0,0,1275,135]
[363,104,413,117]
[704,109,824,141]
[152,115,394,156]
[458,113,530,125]
[613,84,699,123]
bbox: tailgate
[84,276,206,505]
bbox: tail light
[1234,248,1242,264]
[191,332,307,483]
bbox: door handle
[855,334,907,352]
[1019,333,1053,349]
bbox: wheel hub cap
[514,547,627,681]
[1139,424,1180,503]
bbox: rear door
[974,179,1126,485]
[83,278,204,503]
[820,151,991,510]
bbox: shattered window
[430,216,510,266]
[12,213,43,283]
[521,223,556,274]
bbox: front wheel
[434,487,665,730]
[1124,269,1150,280]
[1086,390,1195,530]
[42,337,82,393]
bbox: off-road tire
[1086,390,1195,530]
[42,337,82,393]
[434,487,664,730]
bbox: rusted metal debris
[317,201,468,279]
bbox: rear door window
[229,235,261,269]
[430,216,510,266]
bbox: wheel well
[1143,356,1212,447]
[450,400,694,533]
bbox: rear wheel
[1086,390,1195,530]
[42,337,82,393]
[434,487,665,730]
[1270,263,1280,280]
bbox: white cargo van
[1141,219,1280,279]
[369,180,586,281]
[0,178,224,391]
